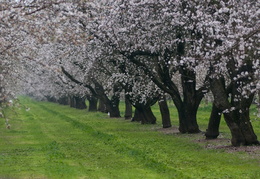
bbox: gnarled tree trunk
[172,68,202,133]
[210,76,259,146]
[223,108,258,146]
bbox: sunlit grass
[0,97,259,179]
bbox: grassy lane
[0,97,260,179]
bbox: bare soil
[157,127,260,160]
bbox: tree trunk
[228,88,258,146]
[69,96,76,108]
[93,81,121,118]
[223,109,259,146]
[131,108,141,122]
[46,96,57,103]
[69,96,87,109]
[57,96,69,105]
[107,95,121,118]
[177,104,200,133]
[98,98,107,113]
[205,102,222,139]
[74,96,87,110]
[257,90,260,118]
[171,67,202,133]
[176,37,201,133]
[87,96,98,112]
[169,91,201,133]
[210,77,259,146]
[124,97,132,120]
[158,95,171,128]
[132,105,156,124]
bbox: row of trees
[1,0,259,146]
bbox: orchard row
[0,0,259,146]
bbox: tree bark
[158,95,171,128]
[108,95,121,118]
[124,97,132,120]
[87,96,98,112]
[257,90,260,117]
[210,77,259,146]
[70,96,87,110]
[131,108,141,122]
[132,105,156,124]
[46,96,57,103]
[171,68,201,133]
[176,103,200,133]
[57,96,69,105]
[223,108,258,146]
[98,98,107,113]
[205,102,222,139]
[76,97,87,109]
[93,81,121,118]
[69,96,76,108]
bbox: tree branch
[61,66,97,96]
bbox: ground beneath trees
[1,98,259,178]
[157,127,260,160]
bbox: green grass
[0,97,259,179]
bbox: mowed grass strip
[0,97,259,179]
